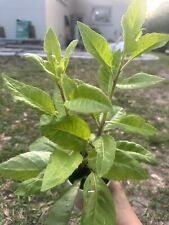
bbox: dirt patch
[0,54,169,224]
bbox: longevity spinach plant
[1,0,168,224]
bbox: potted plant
[1,0,168,224]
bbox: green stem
[97,54,125,137]
[97,113,107,136]
[57,75,69,115]
[91,114,100,129]
[120,58,131,72]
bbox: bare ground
[0,54,169,224]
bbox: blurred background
[0,0,169,50]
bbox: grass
[0,54,169,224]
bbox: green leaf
[97,65,112,92]
[105,114,156,136]
[122,0,147,53]
[104,150,148,180]
[43,60,59,79]
[106,106,126,122]
[63,40,78,70]
[116,141,157,165]
[41,115,90,152]
[53,75,77,117]
[129,33,169,60]
[46,184,79,225]
[25,54,59,80]
[44,28,61,62]
[0,151,50,181]
[42,115,91,141]
[3,75,56,115]
[15,173,43,196]
[41,150,82,191]
[53,86,66,117]
[65,83,112,114]
[100,50,122,94]
[40,114,54,126]
[24,53,57,79]
[44,131,87,152]
[117,73,165,89]
[82,173,115,225]
[62,75,77,100]
[87,149,97,172]
[29,136,57,152]
[112,50,122,72]
[24,53,44,67]
[77,22,113,68]
[94,135,116,177]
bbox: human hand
[108,181,143,225]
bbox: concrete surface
[0,47,159,60]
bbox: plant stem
[57,76,69,115]
[97,54,125,137]
[97,113,108,136]
[91,114,100,128]
[109,65,122,99]
[120,58,131,72]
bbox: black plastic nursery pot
[69,165,91,190]
[68,164,109,190]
